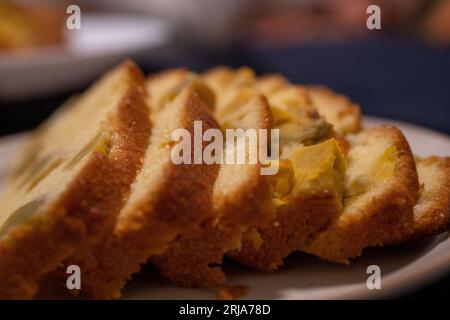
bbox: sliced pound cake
[152,69,274,290]
[301,126,419,263]
[0,61,151,299]
[65,81,220,299]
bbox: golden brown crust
[387,156,450,244]
[153,94,274,288]
[301,126,419,263]
[67,87,220,299]
[0,61,151,299]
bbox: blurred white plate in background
[0,13,172,100]
[0,116,450,299]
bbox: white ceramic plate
[0,13,172,100]
[0,116,449,299]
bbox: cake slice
[210,68,347,271]
[146,68,215,115]
[65,80,220,299]
[301,126,419,263]
[256,75,361,135]
[229,137,347,271]
[304,85,361,135]
[386,156,450,244]
[0,61,151,299]
[152,69,274,290]
[206,67,336,146]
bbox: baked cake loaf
[301,126,419,263]
[65,81,220,299]
[0,61,150,299]
[152,69,274,290]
